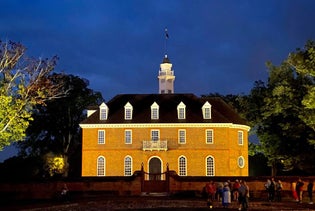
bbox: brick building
[80,54,250,177]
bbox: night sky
[1,0,315,161]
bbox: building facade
[80,55,250,177]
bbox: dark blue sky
[1,0,315,161]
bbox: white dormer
[99,102,109,120]
[177,101,186,119]
[124,102,133,120]
[87,109,97,118]
[202,101,212,119]
[151,102,159,120]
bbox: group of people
[264,177,283,202]
[291,178,313,204]
[205,179,249,210]
[264,177,313,204]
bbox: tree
[287,40,315,137]
[18,74,103,178]
[244,44,315,176]
[0,40,67,150]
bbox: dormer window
[99,102,108,120]
[177,102,186,119]
[124,102,133,120]
[202,101,212,119]
[151,102,159,120]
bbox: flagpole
[164,27,169,56]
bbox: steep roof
[80,93,247,125]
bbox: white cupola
[158,54,175,94]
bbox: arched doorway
[149,157,162,180]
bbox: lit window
[238,156,245,168]
[206,129,213,144]
[206,156,215,176]
[178,156,187,176]
[98,130,105,144]
[125,130,132,144]
[124,156,132,176]
[124,102,133,120]
[177,102,186,119]
[151,102,159,120]
[97,156,105,176]
[151,130,159,141]
[238,131,244,145]
[202,101,211,119]
[99,102,108,120]
[178,129,186,144]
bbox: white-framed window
[206,156,215,176]
[178,129,186,144]
[206,129,213,144]
[151,130,160,141]
[177,102,186,119]
[124,102,133,120]
[238,131,244,145]
[238,156,245,168]
[97,156,105,176]
[178,156,187,176]
[202,101,212,119]
[124,156,132,176]
[99,102,108,120]
[98,130,105,144]
[125,130,132,144]
[151,102,159,120]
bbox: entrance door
[149,157,161,180]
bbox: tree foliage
[18,74,103,178]
[287,40,315,134]
[244,41,315,176]
[0,40,67,150]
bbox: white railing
[159,71,174,76]
[142,140,168,151]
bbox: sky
[1,0,315,161]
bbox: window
[151,102,159,120]
[99,102,108,120]
[238,156,245,168]
[178,156,187,176]
[151,130,159,141]
[206,129,213,144]
[98,130,105,144]
[177,102,186,119]
[178,129,186,144]
[238,131,244,145]
[206,156,215,176]
[124,102,133,120]
[97,156,105,176]
[125,130,132,144]
[202,101,212,119]
[124,156,132,176]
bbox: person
[216,182,223,202]
[275,180,283,202]
[296,178,304,203]
[233,179,241,201]
[264,179,271,201]
[206,181,216,209]
[238,180,249,211]
[307,179,313,204]
[222,182,231,208]
[268,178,276,201]
[291,181,298,201]
[60,183,69,202]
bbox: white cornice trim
[79,123,250,131]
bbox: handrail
[142,140,168,151]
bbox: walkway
[2,196,315,211]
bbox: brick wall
[0,174,313,202]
